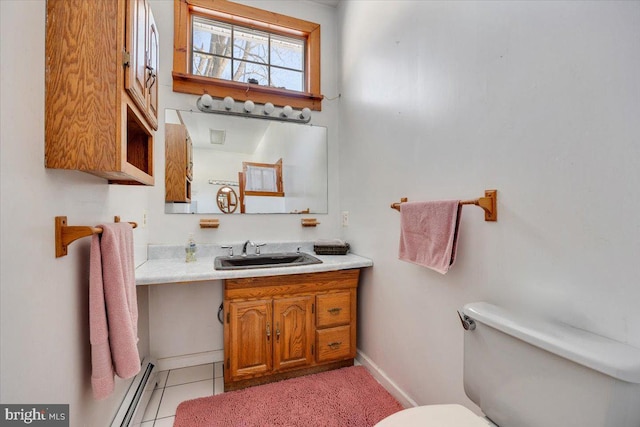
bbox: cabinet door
[165,123,190,202]
[228,300,273,381]
[185,133,193,181]
[273,296,314,371]
[125,0,148,114]
[146,7,159,129]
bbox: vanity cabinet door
[227,300,273,381]
[273,296,314,372]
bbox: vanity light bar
[196,95,312,124]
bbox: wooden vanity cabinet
[165,123,193,202]
[223,269,359,391]
[45,0,158,185]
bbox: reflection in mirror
[164,109,328,214]
[216,186,238,214]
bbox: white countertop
[136,243,373,285]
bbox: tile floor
[141,362,224,427]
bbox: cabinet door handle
[145,65,156,89]
[328,307,342,315]
[276,322,280,342]
[266,322,271,340]
[327,341,342,349]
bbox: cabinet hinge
[312,303,314,314]
[226,358,230,369]
[122,49,130,67]
[227,312,230,323]
[311,344,314,355]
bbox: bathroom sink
[214,252,323,270]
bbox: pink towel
[90,223,140,400]
[399,200,462,274]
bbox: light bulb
[200,93,213,108]
[223,96,235,110]
[243,100,255,113]
[282,105,293,117]
[300,107,311,120]
[264,102,275,115]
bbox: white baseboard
[157,349,224,372]
[356,349,418,409]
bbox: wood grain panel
[273,296,313,371]
[227,299,273,381]
[165,123,190,202]
[316,325,352,363]
[316,291,351,328]
[225,269,359,300]
[45,0,119,171]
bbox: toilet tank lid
[462,302,640,384]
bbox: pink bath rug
[174,366,404,426]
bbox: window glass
[233,27,268,64]
[270,34,304,70]
[191,16,305,90]
[232,61,269,85]
[271,68,304,92]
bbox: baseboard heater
[111,357,158,427]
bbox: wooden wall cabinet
[223,270,359,391]
[45,0,158,185]
[165,123,193,203]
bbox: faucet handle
[221,245,234,256]
[255,243,267,255]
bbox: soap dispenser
[185,233,197,263]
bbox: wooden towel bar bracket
[391,189,497,222]
[301,218,320,227]
[55,216,138,258]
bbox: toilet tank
[462,302,640,427]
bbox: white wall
[0,0,339,422]
[0,1,152,424]
[146,0,341,369]
[338,0,640,411]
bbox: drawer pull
[327,307,342,315]
[327,341,342,349]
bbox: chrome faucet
[241,240,255,257]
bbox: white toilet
[376,302,640,427]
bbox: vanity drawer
[316,325,352,362]
[316,291,351,328]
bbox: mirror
[216,186,238,213]
[164,109,328,214]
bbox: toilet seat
[375,404,494,427]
